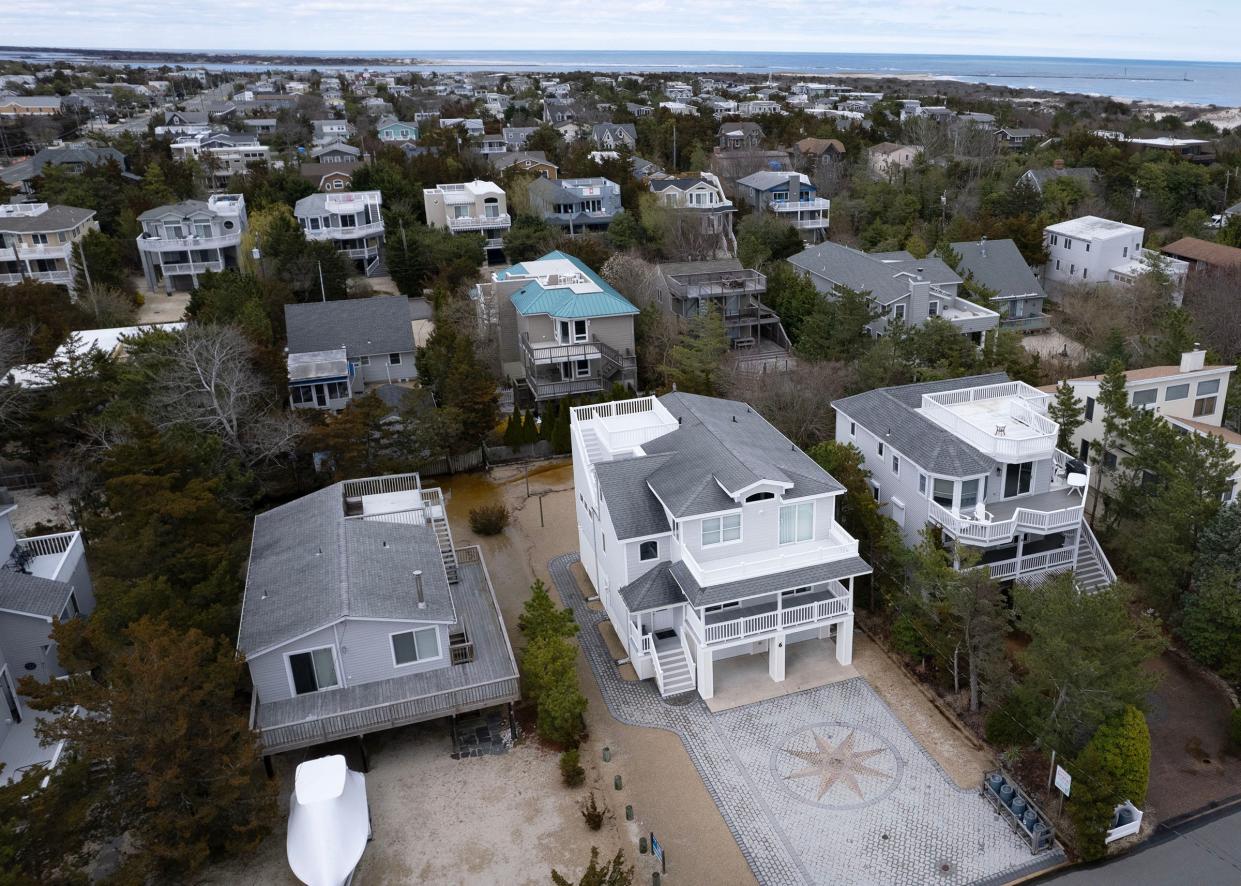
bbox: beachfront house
[572,393,871,700]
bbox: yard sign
[1054,765,1072,796]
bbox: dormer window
[745,491,774,502]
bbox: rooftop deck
[251,549,518,754]
[919,381,1057,462]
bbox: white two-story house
[0,494,95,784]
[237,473,519,762]
[137,194,248,293]
[294,190,385,277]
[834,375,1116,591]
[572,393,871,700]
[735,171,830,242]
[1043,216,1188,302]
[648,172,736,257]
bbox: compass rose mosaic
[770,722,905,810]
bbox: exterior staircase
[654,644,696,697]
[422,488,459,583]
[1072,522,1115,592]
[579,426,610,465]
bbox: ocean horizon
[3,48,1238,106]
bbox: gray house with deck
[238,473,519,764]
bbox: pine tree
[1048,380,1085,452]
[666,303,729,395]
[503,411,523,446]
[1090,361,1130,523]
[1067,706,1151,861]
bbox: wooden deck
[251,547,520,755]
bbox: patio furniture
[995,424,1007,436]
[1067,474,1087,497]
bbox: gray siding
[0,613,58,683]
[680,493,838,565]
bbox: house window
[392,627,441,666]
[1055,259,1060,271]
[1103,452,1118,470]
[1065,238,1072,250]
[288,647,339,695]
[574,359,591,378]
[1166,383,1189,401]
[870,480,881,502]
[389,353,401,365]
[1198,379,1220,396]
[1070,264,1075,275]
[849,421,856,438]
[1132,389,1157,408]
[891,455,900,476]
[1084,397,1095,421]
[1085,243,1091,252]
[61,591,80,620]
[291,385,315,405]
[779,502,814,545]
[639,540,658,561]
[1122,246,1128,258]
[1003,462,1033,497]
[745,491,774,502]
[960,478,981,509]
[1194,396,1217,417]
[919,473,927,495]
[932,478,953,506]
[326,382,349,399]
[893,304,906,321]
[701,513,741,546]
[359,355,371,366]
[1079,439,1090,462]
[877,441,885,457]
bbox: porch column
[696,645,714,700]
[1070,525,1083,571]
[1015,533,1025,576]
[835,615,854,665]
[769,631,786,683]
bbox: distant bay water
[4,49,1238,106]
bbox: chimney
[1179,347,1206,374]
[788,173,801,203]
[979,235,987,258]
[1053,158,1065,170]
[414,570,425,609]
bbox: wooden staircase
[422,487,459,583]
[654,643,696,697]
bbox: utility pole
[76,241,94,296]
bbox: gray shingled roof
[137,199,218,222]
[669,555,871,607]
[640,392,843,519]
[30,145,124,177]
[0,205,95,234]
[618,563,684,612]
[951,239,1046,301]
[832,374,1010,477]
[595,454,674,541]
[285,296,416,359]
[0,569,73,618]
[787,242,960,306]
[736,170,809,192]
[238,484,454,656]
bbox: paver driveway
[551,553,1064,885]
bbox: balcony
[673,525,860,588]
[1001,314,1052,332]
[666,268,766,300]
[919,381,1057,462]
[987,545,1076,581]
[683,580,852,645]
[571,396,679,459]
[160,260,225,275]
[305,220,385,240]
[16,243,73,260]
[15,530,84,584]
[0,247,17,261]
[0,273,22,285]
[447,213,512,233]
[138,232,240,252]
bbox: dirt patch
[135,289,190,325]
[1143,652,1241,819]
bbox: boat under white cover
[287,754,370,886]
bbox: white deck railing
[342,473,423,498]
[988,546,1075,580]
[928,498,1083,545]
[627,621,651,656]
[683,580,852,645]
[675,526,860,586]
[17,530,83,583]
[919,390,1057,462]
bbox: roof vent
[414,570,425,609]
[732,415,738,422]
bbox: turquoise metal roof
[503,251,639,320]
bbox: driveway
[551,553,1064,886]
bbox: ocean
[3,49,1238,106]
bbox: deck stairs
[654,644,696,697]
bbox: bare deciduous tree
[1184,267,1241,362]
[73,285,138,329]
[147,325,304,465]
[722,359,857,450]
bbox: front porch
[704,633,857,713]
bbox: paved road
[1045,805,1241,885]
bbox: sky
[0,0,1238,63]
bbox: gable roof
[500,251,638,320]
[950,238,1046,300]
[640,392,843,519]
[0,205,95,233]
[595,454,674,540]
[238,484,455,656]
[284,296,416,358]
[618,563,684,612]
[737,170,811,192]
[832,374,1010,476]
[794,137,845,155]
[0,570,73,619]
[787,241,959,305]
